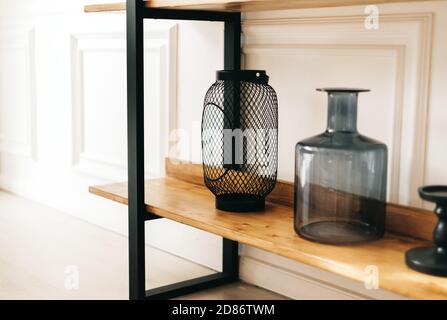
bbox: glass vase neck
[318,88,369,134]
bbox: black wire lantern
[201,70,278,212]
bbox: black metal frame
[127,0,241,300]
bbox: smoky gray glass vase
[294,88,388,244]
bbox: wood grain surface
[84,0,441,13]
[90,160,446,299]
[166,159,436,241]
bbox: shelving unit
[86,0,447,300]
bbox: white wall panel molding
[243,13,433,206]
[71,25,177,181]
[0,29,37,159]
[244,44,405,203]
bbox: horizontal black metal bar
[145,272,237,300]
[143,8,240,22]
[145,212,161,221]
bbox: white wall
[0,0,224,271]
[173,1,447,299]
[1,0,446,299]
[242,1,446,299]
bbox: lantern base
[216,194,265,212]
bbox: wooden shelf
[89,161,447,300]
[84,0,439,13]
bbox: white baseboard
[240,256,364,300]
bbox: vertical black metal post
[127,0,146,300]
[222,13,241,277]
[224,14,241,70]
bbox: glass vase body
[294,88,388,244]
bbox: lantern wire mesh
[201,70,278,212]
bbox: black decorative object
[294,88,388,244]
[201,70,278,212]
[406,186,447,276]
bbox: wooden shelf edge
[84,0,444,13]
[85,3,126,12]
[89,169,447,300]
